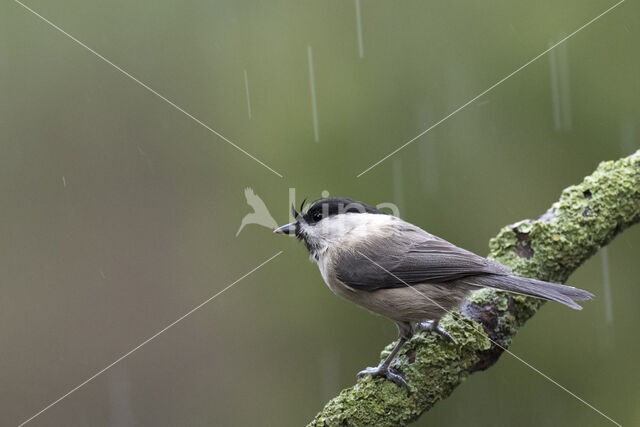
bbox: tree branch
[309,150,640,427]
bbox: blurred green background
[1,0,639,425]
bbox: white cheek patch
[303,213,396,247]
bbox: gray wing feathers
[334,226,593,310]
[335,232,505,290]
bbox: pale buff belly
[326,276,475,323]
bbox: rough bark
[309,150,640,427]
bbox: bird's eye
[312,211,323,222]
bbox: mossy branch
[309,150,640,427]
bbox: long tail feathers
[465,275,594,310]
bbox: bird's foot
[357,365,409,390]
[416,320,456,344]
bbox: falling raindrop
[419,142,439,196]
[416,104,439,196]
[137,145,154,173]
[243,69,252,120]
[62,176,67,187]
[600,247,614,326]
[107,367,135,426]
[307,46,320,142]
[354,0,364,59]
[319,348,340,400]
[619,120,636,155]
[548,38,572,131]
[596,247,615,354]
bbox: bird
[274,197,593,389]
[236,187,278,237]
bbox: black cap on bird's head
[274,197,387,237]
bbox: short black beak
[274,222,296,235]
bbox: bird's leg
[415,319,456,343]
[357,322,412,390]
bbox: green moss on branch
[310,150,640,427]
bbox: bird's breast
[314,250,354,297]
[314,250,333,287]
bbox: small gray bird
[274,198,592,388]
